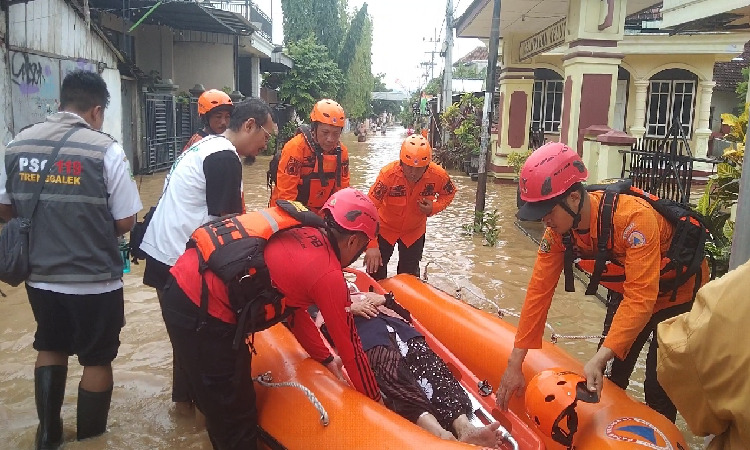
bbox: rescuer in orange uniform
[364,135,457,280]
[182,89,234,152]
[268,99,349,212]
[495,142,708,422]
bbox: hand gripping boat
[378,273,689,450]
[250,269,543,450]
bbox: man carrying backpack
[495,142,709,423]
[160,188,382,449]
[268,99,349,212]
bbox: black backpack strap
[586,190,618,295]
[562,232,576,292]
[298,125,329,188]
[196,251,210,333]
[335,145,342,188]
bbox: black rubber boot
[34,365,67,450]
[76,385,112,440]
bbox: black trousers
[373,234,426,280]
[600,291,692,422]
[161,280,258,450]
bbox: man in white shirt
[139,97,275,416]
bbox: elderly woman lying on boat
[314,289,503,448]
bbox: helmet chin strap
[557,186,586,229]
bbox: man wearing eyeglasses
[268,99,350,213]
[139,98,275,420]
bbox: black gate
[621,118,717,204]
[139,94,199,174]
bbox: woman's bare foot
[416,412,457,441]
[456,420,502,447]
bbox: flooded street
[0,128,699,449]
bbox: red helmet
[321,188,379,240]
[525,369,586,448]
[400,135,432,167]
[198,89,234,116]
[310,99,346,127]
[517,142,588,221]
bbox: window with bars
[645,80,695,138]
[531,80,563,133]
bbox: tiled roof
[455,46,488,65]
[713,40,750,92]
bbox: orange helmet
[525,369,587,448]
[310,99,345,127]
[198,89,234,116]
[400,135,432,167]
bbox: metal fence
[139,94,199,174]
[620,118,718,204]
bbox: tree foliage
[339,6,373,119]
[453,64,487,80]
[280,0,344,59]
[736,67,749,112]
[268,37,343,118]
[276,1,374,121]
[437,92,483,169]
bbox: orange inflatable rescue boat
[378,273,689,450]
[250,270,687,449]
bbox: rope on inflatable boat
[253,371,330,426]
[422,260,605,344]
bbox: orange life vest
[565,180,711,301]
[268,126,348,210]
[188,200,325,348]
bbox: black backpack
[565,179,712,301]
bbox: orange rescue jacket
[515,191,708,360]
[269,133,350,211]
[368,161,457,247]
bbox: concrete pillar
[160,26,174,82]
[250,57,261,98]
[557,0,626,155]
[491,67,534,181]
[581,125,610,182]
[694,80,716,158]
[629,79,650,141]
[559,54,622,154]
[596,129,636,181]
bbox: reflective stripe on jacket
[5,112,121,282]
[515,191,707,359]
[368,161,456,247]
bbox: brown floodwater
[0,128,700,449]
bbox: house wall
[1,10,14,153]
[712,90,741,130]
[173,41,235,92]
[6,0,122,142]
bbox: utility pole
[474,0,501,215]
[442,0,453,114]
[422,29,441,82]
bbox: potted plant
[438,93,483,173]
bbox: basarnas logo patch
[605,417,675,450]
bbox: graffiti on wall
[9,52,100,133]
[60,58,97,79]
[10,51,61,133]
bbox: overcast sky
[254,0,483,93]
